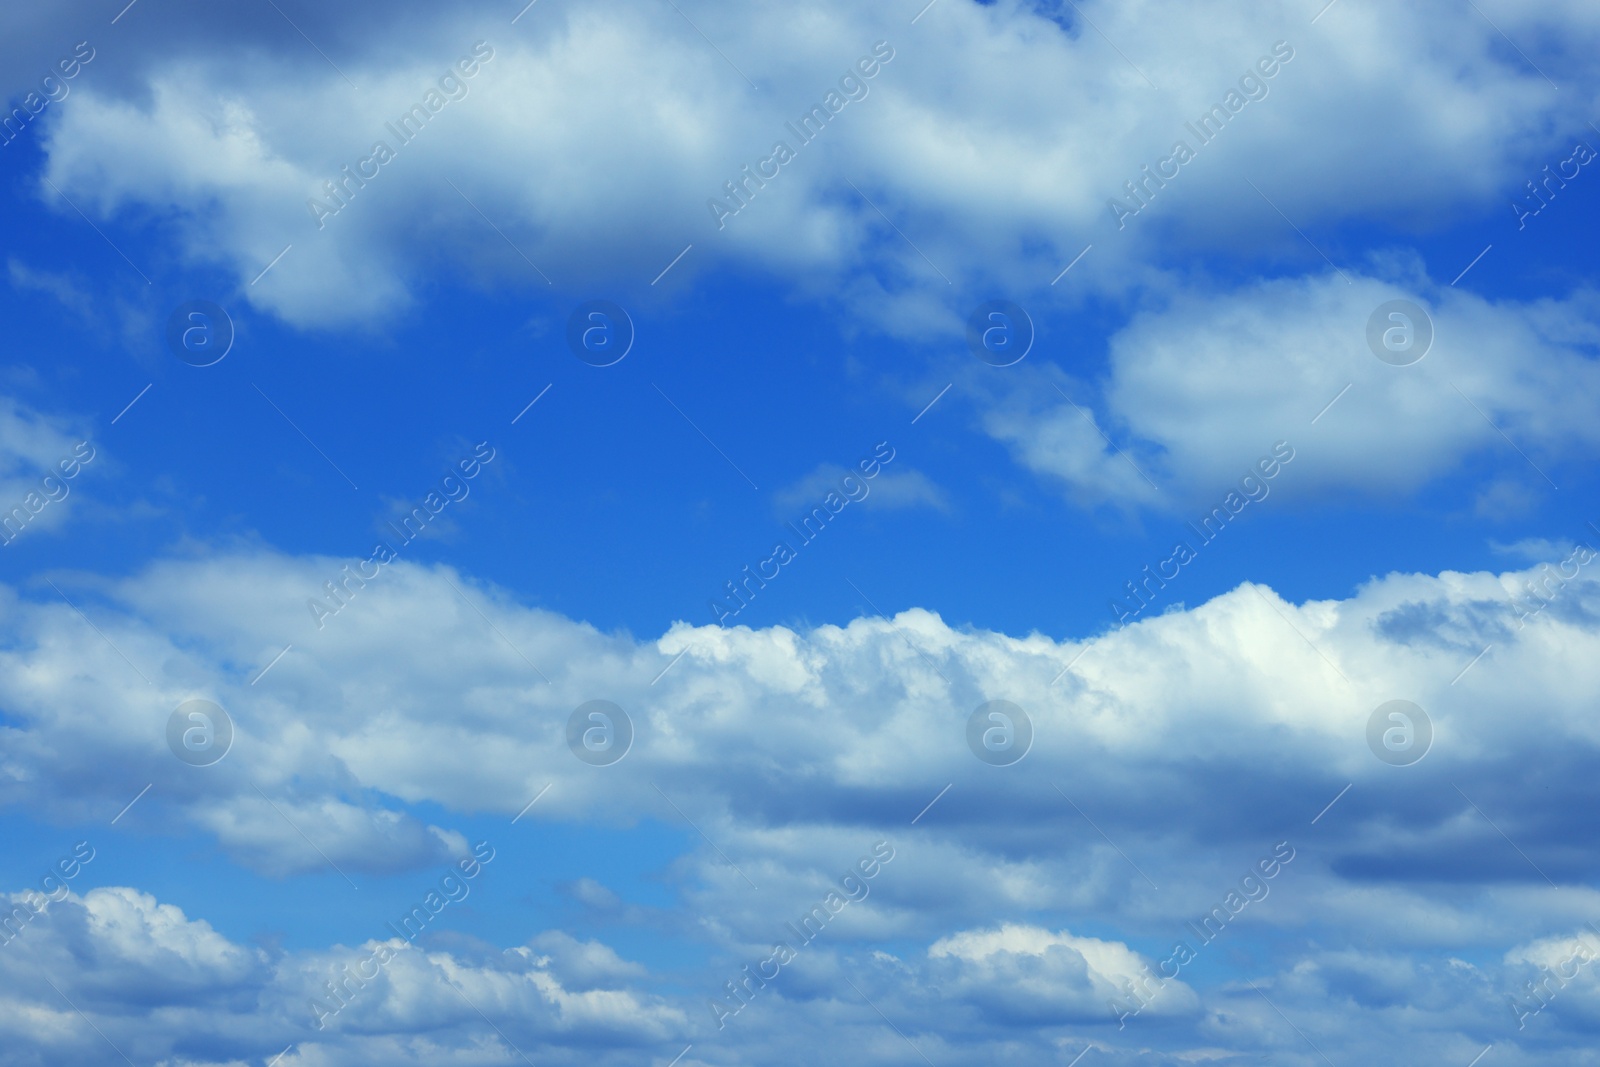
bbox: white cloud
[0,544,1598,1058]
[928,923,1199,1022]
[0,885,683,1065]
[5,2,1600,1061]
[25,0,1600,328]
[1,546,1597,938]
[977,270,1600,507]
[0,886,266,1001]
[7,875,1600,1064]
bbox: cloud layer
[977,270,1600,508]
[1,538,1598,1061]
[6,1,1600,1063]
[22,0,1600,328]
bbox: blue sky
[3,1,1600,1065]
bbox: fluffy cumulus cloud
[13,0,1599,329]
[22,0,1597,514]
[974,269,1600,508]
[0,544,1597,1061]
[6,1,1600,1062]
[0,885,683,1067]
[926,923,1200,1023]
